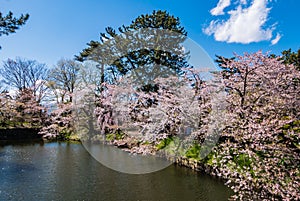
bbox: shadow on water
[0,139,44,147]
[0,141,233,201]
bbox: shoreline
[0,128,42,141]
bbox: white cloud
[210,0,231,16]
[204,0,279,44]
[271,33,281,45]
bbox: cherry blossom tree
[0,91,16,127]
[39,59,81,140]
[210,51,300,200]
[14,88,47,128]
[0,88,46,128]
[39,102,74,140]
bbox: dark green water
[0,142,232,201]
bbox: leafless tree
[47,58,81,103]
[1,57,49,102]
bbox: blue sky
[0,0,299,68]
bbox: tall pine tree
[76,10,189,88]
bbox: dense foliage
[76,10,189,91]
[209,51,300,200]
[281,48,300,70]
[38,102,74,140]
[0,89,46,128]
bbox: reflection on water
[0,142,232,201]
[83,142,172,174]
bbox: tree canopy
[76,10,189,87]
[281,48,300,70]
[216,48,300,71]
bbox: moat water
[0,141,232,201]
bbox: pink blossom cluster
[0,88,46,128]
[38,102,74,140]
[208,51,300,200]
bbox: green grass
[105,130,125,141]
[155,136,175,150]
[185,143,201,160]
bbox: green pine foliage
[0,11,29,49]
